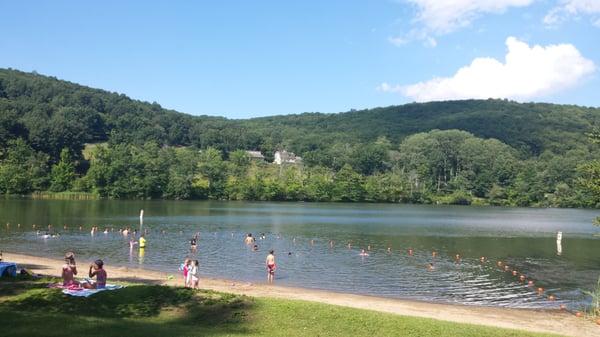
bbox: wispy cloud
[390,0,535,47]
[380,37,596,102]
[544,0,600,27]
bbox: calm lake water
[1,199,599,310]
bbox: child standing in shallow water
[266,250,276,284]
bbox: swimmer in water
[408,248,414,256]
[190,235,198,251]
[252,244,259,252]
[427,263,435,271]
[387,247,392,254]
[266,250,276,283]
[359,249,369,256]
[244,233,255,245]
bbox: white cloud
[376,82,403,93]
[388,36,409,47]
[382,37,596,102]
[390,0,535,47]
[544,0,600,27]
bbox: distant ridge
[1,68,599,161]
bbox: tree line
[2,129,600,207]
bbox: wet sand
[3,252,598,337]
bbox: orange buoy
[548,295,556,301]
[596,318,600,325]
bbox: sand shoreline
[2,252,598,337]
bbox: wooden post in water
[139,209,144,234]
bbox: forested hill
[1,68,599,163]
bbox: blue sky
[1,0,599,118]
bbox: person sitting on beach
[244,233,255,245]
[83,259,107,289]
[61,252,78,286]
[266,250,276,283]
[189,260,200,289]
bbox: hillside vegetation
[1,68,600,207]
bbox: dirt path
[3,252,599,337]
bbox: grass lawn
[0,276,561,337]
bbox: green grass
[0,276,561,337]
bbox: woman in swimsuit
[266,250,276,283]
[61,252,78,286]
[83,259,107,289]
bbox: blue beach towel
[62,284,122,297]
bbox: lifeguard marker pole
[139,209,144,234]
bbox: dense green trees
[1,68,600,207]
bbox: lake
[0,199,599,310]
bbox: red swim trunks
[267,263,276,274]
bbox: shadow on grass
[0,277,256,337]
[108,276,164,285]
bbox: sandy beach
[2,251,598,337]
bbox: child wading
[266,250,276,283]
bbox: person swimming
[359,249,369,256]
[252,244,259,251]
[427,263,435,271]
[266,250,276,283]
[244,233,255,245]
[139,234,146,249]
[190,236,198,250]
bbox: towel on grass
[62,284,122,297]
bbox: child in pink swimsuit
[84,259,107,289]
[61,252,78,286]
